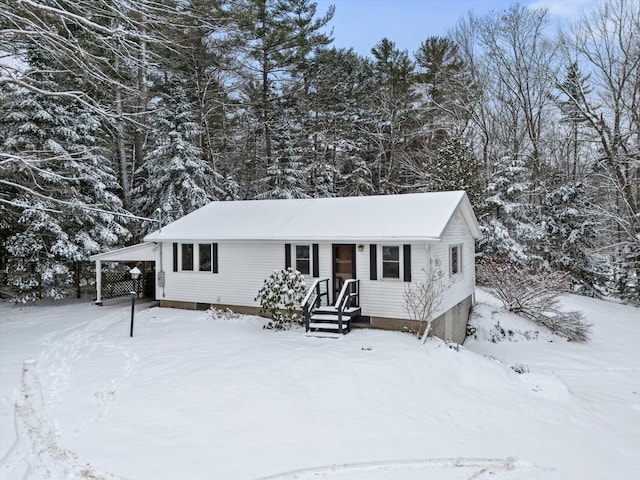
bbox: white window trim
[449,244,463,277]
[379,244,403,281]
[181,242,218,273]
[295,244,312,276]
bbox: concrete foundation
[159,295,473,344]
[369,295,472,344]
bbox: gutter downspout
[159,242,165,298]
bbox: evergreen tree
[223,0,333,198]
[258,126,308,199]
[133,79,217,232]
[534,180,600,293]
[557,62,592,181]
[422,138,483,209]
[305,47,372,197]
[414,36,475,144]
[365,38,418,194]
[0,46,130,301]
[341,155,375,197]
[163,0,236,195]
[478,156,541,264]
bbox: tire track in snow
[1,306,142,478]
[256,457,541,480]
[0,360,128,480]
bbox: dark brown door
[332,244,356,303]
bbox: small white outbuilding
[92,191,482,343]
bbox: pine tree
[421,138,483,208]
[478,156,541,264]
[534,180,600,293]
[224,0,333,196]
[258,127,308,199]
[341,155,375,197]
[365,38,418,194]
[133,79,218,231]
[557,62,592,180]
[305,47,372,197]
[0,46,130,301]
[414,36,475,145]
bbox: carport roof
[89,242,158,262]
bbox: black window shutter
[212,243,218,273]
[369,244,377,280]
[403,244,412,282]
[285,243,291,269]
[312,243,319,277]
[172,243,178,272]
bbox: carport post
[95,260,102,305]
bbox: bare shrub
[404,261,444,343]
[477,258,591,342]
[207,306,241,321]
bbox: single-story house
[91,191,481,343]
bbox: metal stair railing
[301,278,330,331]
[336,279,360,333]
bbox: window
[295,245,310,275]
[450,245,462,276]
[382,246,400,279]
[181,243,194,271]
[199,243,212,271]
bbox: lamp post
[129,266,141,337]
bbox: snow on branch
[477,258,591,342]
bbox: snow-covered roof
[89,242,158,262]
[143,191,481,243]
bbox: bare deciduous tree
[404,261,444,343]
[558,0,640,302]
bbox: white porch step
[310,313,350,322]
[315,306,360,314]
[308,322,349,330]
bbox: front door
[332,244,356,303]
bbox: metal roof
[143,191,481,243]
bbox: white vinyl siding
[357,244,424,318]
[358,212,475,320]
[156,208,476,319]
[162,243,280,306]
[436,213,476,317]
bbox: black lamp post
[129,266,141,337]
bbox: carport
[90,243,158,305]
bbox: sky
[312,0,599,57]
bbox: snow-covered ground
[0,292,638,479]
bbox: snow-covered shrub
[255,268,307,330]
[207,307,240,321]
[403,262,444,343]
[477,258,591,342]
